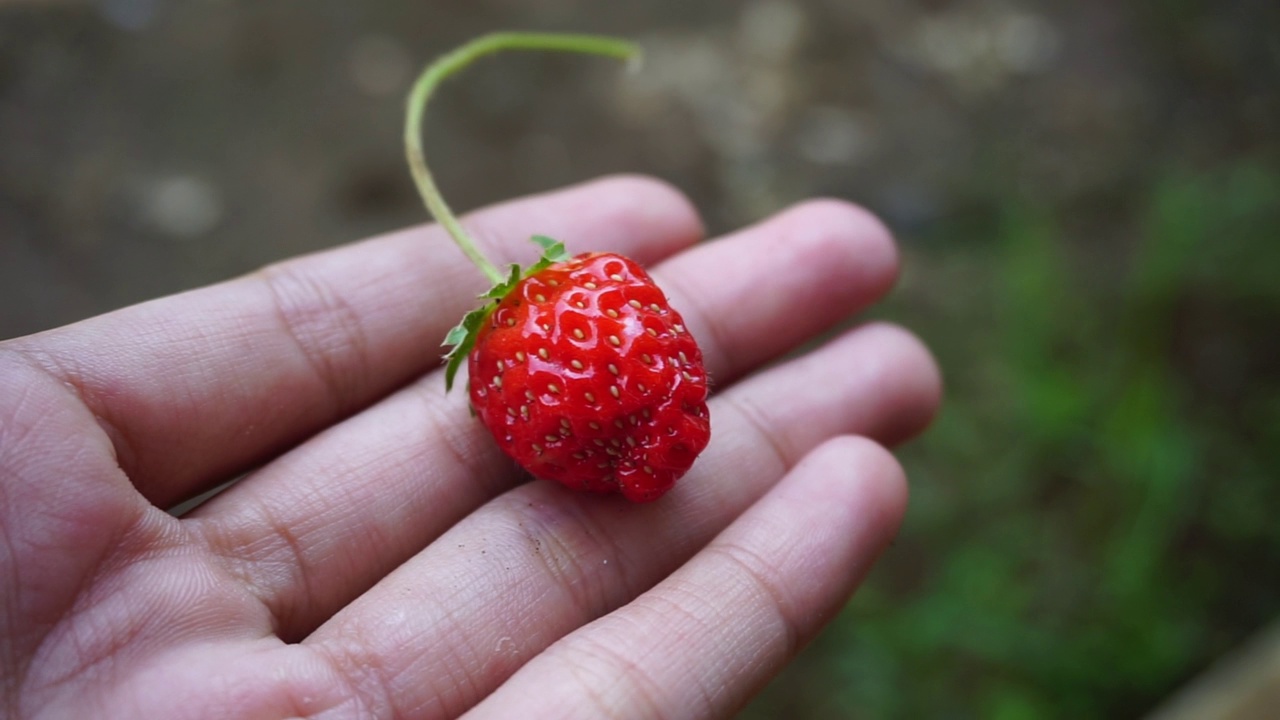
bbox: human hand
[0,176,940,719]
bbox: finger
[6,175,702,507]
[302,323,940,720]
[652,198,898,385]
[465,436,906,720]
[189,201,905,639]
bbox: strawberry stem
[405,32,642,285]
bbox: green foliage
[744,161,1280,718]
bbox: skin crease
[0,176,941,719]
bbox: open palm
[0,176,940,719]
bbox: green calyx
[442,235,570,391]
[403,31,641,390]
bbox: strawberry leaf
[481,264,524,300]
[531,235,570,262]
[442,305,491,391]
[442,235,572,392]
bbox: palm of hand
[0,177,939,719]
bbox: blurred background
[2,0,1278,717]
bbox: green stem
[405,32,642,285]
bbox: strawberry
[405,33,711,501]
[461,246,709,501]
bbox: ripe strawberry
[464,250,709,502]
[406,33,710,500]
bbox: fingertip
[796,435,909,541]
[836,322,943,446]
[773,197,901,303]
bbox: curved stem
[405,32,642,285]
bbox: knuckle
[257,263,371,412]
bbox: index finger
[2,175,703,508]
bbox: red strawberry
[464,250,709,502]
[406,33,710,500]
